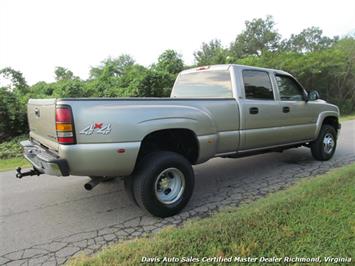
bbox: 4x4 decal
[79,122,111,135]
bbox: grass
[0,134,27,160]
[69,163,355,265]
[0,157,30,172]
[0,134,30,171]
[340,113,355,122]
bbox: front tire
[130,151,194,218]
[311,124,337,161]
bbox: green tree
[153,50,184,75]
[0,90,22,140]
[54,66,75,81]
[230,15,280,59]
[236,37,355,114]
[150,50,184,90]
[89,54,135,79]
[29,82,54,97]
[52,79,88,98]
[0,67,28,93]
[283,27,337,53]
[114,65,173,97]
[0,68,29,139]
[136,70,171,97]
[194,39,229,66]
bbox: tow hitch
[16,167,42,179]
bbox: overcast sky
[1,0,354,85]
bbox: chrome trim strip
[237,140,312,153]
[215,139,312,157]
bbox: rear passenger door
[239,69,283,150]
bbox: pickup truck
[18,64,340,217]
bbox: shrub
[0,135,27,159]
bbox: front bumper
[21,140,70,176]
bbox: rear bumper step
[20,140,70,176]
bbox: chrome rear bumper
[21,140,70,176]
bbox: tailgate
[28,99,59,150]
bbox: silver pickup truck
[18,64,340,217]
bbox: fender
[314,111,340,139]
[137,108,219,163]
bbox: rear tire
[311,124,337,161]
[124,176,137,204]
[131,151,194,218]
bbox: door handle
[283,106,290,113]
[34,108,40,117]
[249,107,259,114]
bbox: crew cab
[18,64,340,217]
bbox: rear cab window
[171,70,233,98]
[242,70,274,100]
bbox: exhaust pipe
[84,178,100,191]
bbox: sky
[1,0,355,85]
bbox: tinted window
[243,70,274,100]
[276,75,304,101]
[172,70,232,98]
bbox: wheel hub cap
[155,168,185,205]
[323,133,335,154]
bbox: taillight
[56,108,72,122]
[56,106,76,145]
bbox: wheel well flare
[138,129,199,164]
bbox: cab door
[238,69,284,150]
[273,74,318,143]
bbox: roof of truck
[180,64,291,76]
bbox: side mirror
[308,90,320,101]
